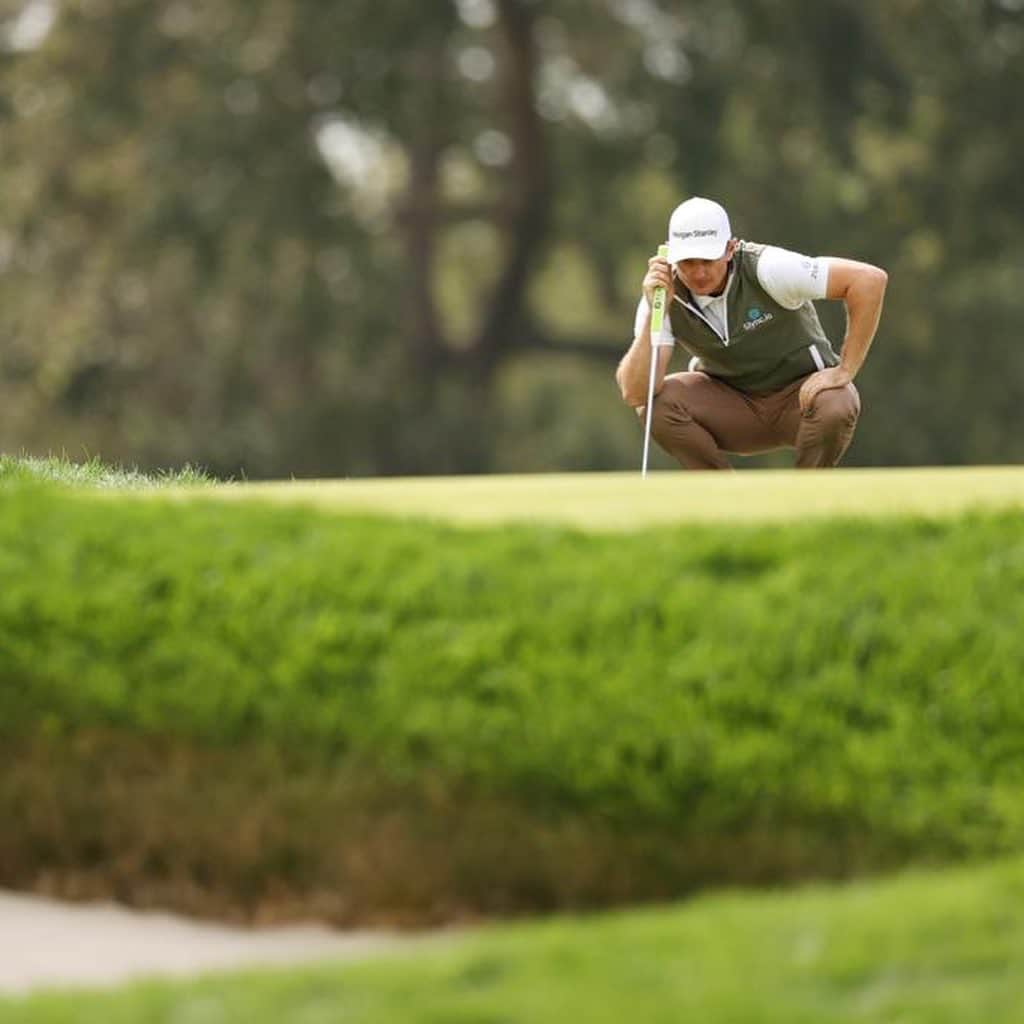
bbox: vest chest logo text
[743,306,774,331]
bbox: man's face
[673,239,736,296]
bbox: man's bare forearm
[616,307,655,407]
[836,265,888,379]
[618,250,679,406]
[617,308,674,408]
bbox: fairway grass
[193,465,1024,529]
[5,855,1024,1023]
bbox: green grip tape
[650,243,669,342]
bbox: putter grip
[649,243,669,344]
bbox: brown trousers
[647,371,860,470]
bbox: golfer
[616,197,887,469]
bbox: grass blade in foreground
[0,455,212,489]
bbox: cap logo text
[673,228,718,239]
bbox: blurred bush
[3,484,1024,921]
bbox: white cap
[666,197,732,262]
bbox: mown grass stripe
[164,466,1024,529]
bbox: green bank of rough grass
[3,476,1024,919]
[5,855,1024,1024]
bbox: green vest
[666,241,838,394]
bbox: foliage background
[1,0,1022,478]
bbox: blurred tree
[0,0,1021,475]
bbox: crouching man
[616,196,887,469]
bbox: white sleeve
[755,246,831,310]
[634,296,675,345]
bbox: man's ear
[726,239,738,259]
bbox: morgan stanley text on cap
[666,197,732,263]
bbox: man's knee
[649,374,701,439]
[811,384,860,432]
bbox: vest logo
[743,306,774,331]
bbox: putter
[641,243,670,478]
